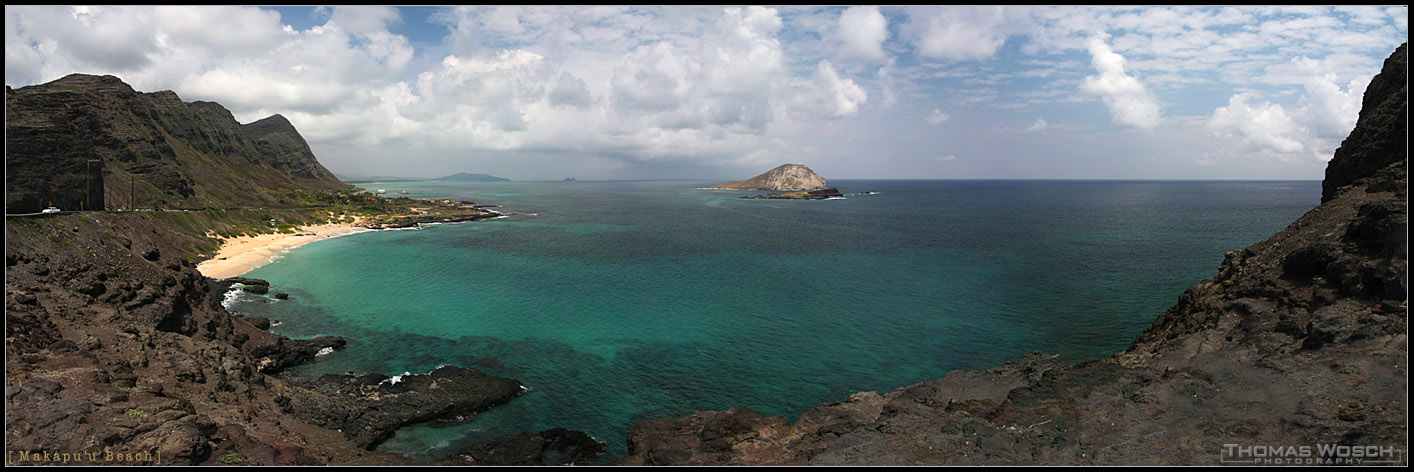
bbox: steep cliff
[710,164,828,191]
[617,43,1408,466]
[1323,43,1408,203]
[4,74,349,214]
[241,114,344,186]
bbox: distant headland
[436,173,511,182]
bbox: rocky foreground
[615,44,1408,466]
[1,210,602,465]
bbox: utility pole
[84,159,101,211]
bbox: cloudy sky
[5,6,1407,181]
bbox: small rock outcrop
[742,188,844,200]
[441,428,608,466]
[710,164,827,191]
[281,366,526,449]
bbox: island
[710,163,827,191]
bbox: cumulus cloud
[600,6,788,136]
[1080,35,1161,130]
[548,71,593,108]
[836,6,888,62]
[1209,94,1306,155]
[327,5,401,36]
[1026,118,1048,132]
[6,6,161,78]
[1297,72,1369,140]
[1207,69,1368,161]
[926,109,950,125]
[797,60,868,118]
[6,6,413,116]
[902,6,1011,61]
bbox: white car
[41,207,61,214]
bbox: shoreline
[196,220,371,279]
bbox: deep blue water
[229,179,1319,461]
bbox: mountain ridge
[4,74,350,214]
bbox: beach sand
[197,221,370,280]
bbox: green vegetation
[125,408,149,418]
[34,370,67,379]
[9,189,489,263]
[218,452,243,465]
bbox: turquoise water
[231,179,1319,461]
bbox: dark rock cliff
[242,114,343,185]
[616,43,1408,466]
[5,74,349,214]
[1324,43,1408,203]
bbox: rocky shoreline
[742,188,844,200]
[355,210,504,230]
[280,365,525,449]
[4,212,604,466]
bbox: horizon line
[343,177,1324,183]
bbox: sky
[5,5,1408,181]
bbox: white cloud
[935,155,956,162]
[808,60,868,118]
[328,5,401,36]
[836,6,888,62]
[902,6,1011,61]
[1209,94,1306,155]
[548,71,593,108]
[1299,73,1368,140]
[1027,118,1048,132]
[1206,67,1368,162]
[926,109,950,125]
[1080,35,1161,130]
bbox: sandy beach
[196,221,370,280]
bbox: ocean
[228,179,1320,461]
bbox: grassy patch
[125,408,150,418]
[218,452,243,465]
[34,370,67,379]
